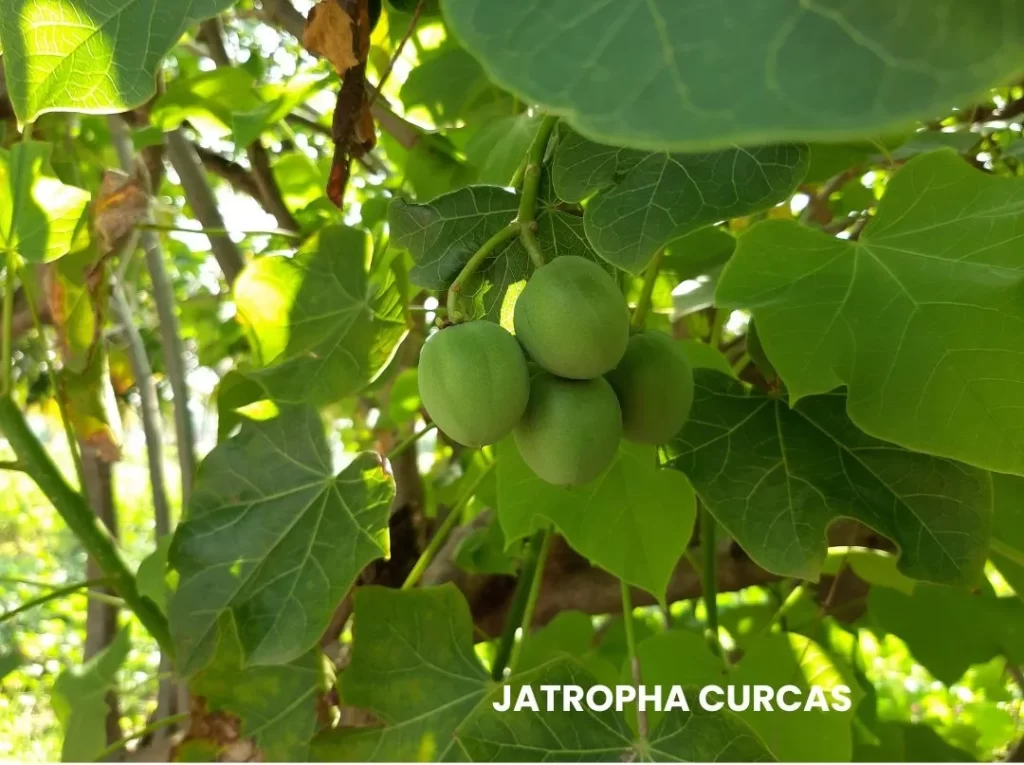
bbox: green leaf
[0,650,22,683]
[389,184,592,322]
[497,438,695,599]
[458,113,541,186]
[312,585,490,761]
[635,629,860,761]
[150,68,262,140]
[678,338,736,379]
[717,151,1024,476]
[168,406,394,675]
[0,141,90,263]
[991,473,1024,585]
[453,514,518,576]
[822,547,917,596]
[234,225,409,407]
[191,615,325,761]
[136,534,174,615]
[0,0,237,122]
[666,371,991,586]
[457,660,773,762]
[868,584,1024,685]
[855,722,977,763]
[52,627,130,762]
[313,586,771,762]
[231,73,328,147]
[552,129,807,272]
[442,0,1024,153]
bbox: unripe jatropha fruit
[418,321,529,447]
[513,371,622,486]
[514,256,629,379]
[606,331,694,445]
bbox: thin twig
[369,0,425,108]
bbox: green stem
[632,247,665,329]
[508,527,554,671]
[387,423,436,462]
[516,116,559,270]
[992,538,1024,568]
[446,222,519,320]
[401,463,494,590]
[491,528,550,681]
[731,352,751,377]
[92,713,190,762]
[709,308,728,349]
[621,578,647,739]
[0,578,108,626]
[1,260,15,395]
[700,503,720,657]
[0,396,173,655]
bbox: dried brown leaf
[304,2,358,76]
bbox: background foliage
[0,0,1023,761]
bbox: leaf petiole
[632,246,665,329]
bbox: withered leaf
[304,2,358,77]
[93,167,150,257]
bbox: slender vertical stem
[491,527,551,681]
[621,579,647,739]
[508,527,554,670]
[401,464,494,590]
[109,117,198,508]
[0,396,173,654]
[709,308,728,349]
[1,262,15,394]
[632,247,665,329]
[370,0,424,107]
[700,503,720,657]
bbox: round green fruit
[418,321,529,447]
[513,372,622,486]
[606,331,694,445]
[514,256,629,379]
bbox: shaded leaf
[313,585,490,761]
[869,584,1024,685]
[718,151,1024,476]
[855,722,977,763]
[458,660,773,762]
[0,0,237,121]
[822,547,917,596]
[168,406,394,675]
[497,439,695,599]
[191,615,325,761]
[0,141,90,263]
[552,128,807,272]
[58,346,122,462]
[234,225,408,407]
[666,370,991,586]
[52,627,130,762]
[136,534,174,615]
[635,629,860,761]
[443,0,1024,153]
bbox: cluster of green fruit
[418,256,695,486]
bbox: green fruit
[513,372,622,486]
[606,331,694,445]
[418,321,529,447]
[514,256,629,379]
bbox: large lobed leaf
[168,405,394,675]
[0,0,238,122]
[443,0,1024,153]
[234,225,409,407]
[552,128,807,273]
[666,370,991,586]
[497,439,695,600]
[312,585,772,762]
[718,150,1024,477]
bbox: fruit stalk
[517,116,559,269]
[445,222,519,320]
[491,527,551,680]
[632,246,665,329]
[700,502,721,658]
